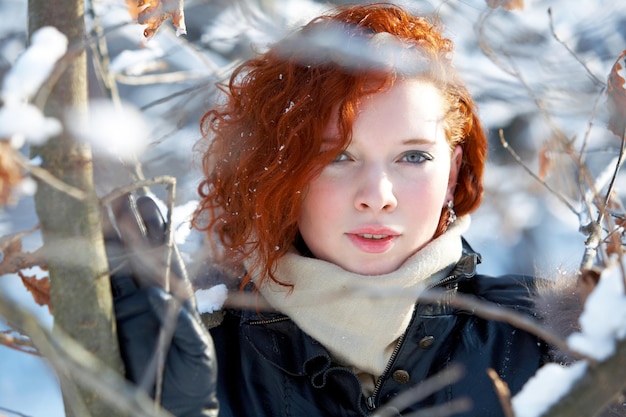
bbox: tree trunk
[27,1,124,416]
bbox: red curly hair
[193,3,487,286]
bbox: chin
[343,262,398,276]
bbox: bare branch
[419,289,591,363]
[487,368,514,417]
[372,365,467,417]
[99,176,176,206]
[0,290,175,417]
[333,282,589,364]
[547,8,605,88]
[403,398,473,417]
[0,329,39,356]
[498,130,579,215]
[0,405,34,417]
[116,71,211,85]
[13,150,87,201]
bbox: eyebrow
[402,138,436,145]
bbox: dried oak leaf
[607,49,626,137]
[126,0,186,39]
[19,271,52,314]
[538,142,554,180]
[485,0,524,11]
[0,141,23,207]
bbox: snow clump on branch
[0,26,67,147]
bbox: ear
[446,145,463,203]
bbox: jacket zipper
[248,316,290,325]
[366,332,406,410]
[365,274,459,411]
[426,274,457,291]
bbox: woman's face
[298,79,462,275]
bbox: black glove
[104,193,219,417]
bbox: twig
[0,329,39,356]
[155,178,177,406]
[499,130,579,215]
[577,86,608,165]
[116,71,212,85]
[419,288,592,363]
[100,176,180,409]
[100,176,176,206]
[0,290,175,417]
[403,398,473,417]
[12,150,87,201]
[0,406,34,417]
[140,81,218,111]
[475,8,516,78]
[85,0,121,107]
[487,368,514,417]
[340,282,590,364]
[547,8,605,87]
[372,365,466,417]
[0,224,44,275]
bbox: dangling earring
[446,200,456,225]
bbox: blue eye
[333,152,351,163]
[400,151,433,164]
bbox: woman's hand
[105,193,219,417]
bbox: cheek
[398,173,450,211]
[299,180,337,228]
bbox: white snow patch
[109,47,165,75]
[0,103,62,146]
[513,260,626,416]
[567,261,626,360]
[512,361,587,417]
[195,284,228,314]
[147,196,199,246]
[1,26,67,104]
[171,200,200,245]
[66,99,149,161]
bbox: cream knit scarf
[249,216,469,377]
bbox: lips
[346,227,399,253]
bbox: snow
[109,46,165,75]
[195,284,228,314]
[66,99,150,161]
[512,361,588,417]
[0,103,62,147]
[149,196,200,246]
[1,26,67,105]
[568,261,626,360]
[0,26,66,147]
[512,261,626,417]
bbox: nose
[354,165,398,212]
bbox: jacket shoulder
[460,273,539,313]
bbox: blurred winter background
[1,0,625,415]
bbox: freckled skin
[298,79,462,275]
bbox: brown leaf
[485,0,524,11]
[0,141,23,207]
[126,0,186,39]
[0,232,22,258]
[579,268,600,304]
[19,272,52,314]
[607,50,626,137]
[537,142,554,180]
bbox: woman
[111,3,548,417]
[191,3,546,416]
